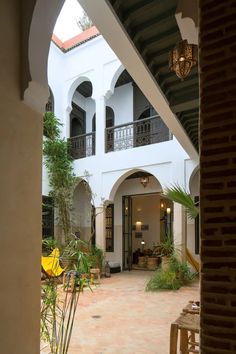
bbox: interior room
[131,194,173,270]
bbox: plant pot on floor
[161,256,171,271]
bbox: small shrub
[146,256,195,291]
[146,269,181,291]
[169,256,196,283]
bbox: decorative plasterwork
[175,0,198,45]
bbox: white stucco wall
[106,83,133,125]
[46,32,199,263]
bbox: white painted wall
[46,32,199,263]
[106,83,133,125]
[72,91,95,133]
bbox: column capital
[23,81,49,114]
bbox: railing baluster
[68,132,95,159]
[105,115,172,152]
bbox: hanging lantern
[169,40,198,80]
[140,176,149,188]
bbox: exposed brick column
[200,1,236,352]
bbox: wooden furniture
[90,268,101,284]
[169,312,199,354]
[182,301,200,315]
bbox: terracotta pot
[161,256,171,271]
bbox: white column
[173,202,186,261]
[95,206,106,251]
[95,95,106,155]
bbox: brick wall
[200,0,236,352]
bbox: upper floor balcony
[69,115,172,159]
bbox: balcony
[105,115,172,153]
[69,116,172,159]
[69,132,95,159]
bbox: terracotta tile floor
[65,270,199,354]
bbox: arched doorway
[108,170,172,270]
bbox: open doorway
[122,193,173,270]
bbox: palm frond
[164,184,199,219]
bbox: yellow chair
[41,248,65,277]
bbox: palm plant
[164,184,199,220]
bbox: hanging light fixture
[169,40,198,80]
[140,176,149,188]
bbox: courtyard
[52,271,199,354]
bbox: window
[105,204,114,252]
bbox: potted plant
[158,234,175,270]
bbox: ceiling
[108,0,199,150]
[126,171,152,180]
[115,69,134,87]
[76,81,93,97]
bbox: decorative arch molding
[108,168,163,202]
[24,0,65,112]
[67,74,96,106]
[175,0,198,45]
[104,62,125,98]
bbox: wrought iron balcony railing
[105,115,172,153]
[69,132,95,159]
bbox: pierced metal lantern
[169,40,198,80]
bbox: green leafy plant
[42,237,59,255]
[43,111,62,140]
[158,233,175,257]
[62,237,104,273]
[43,112,79,243]
[146,256,195,291]
[164,184,199,220]
[41,255,88,353]
[146,268,181,291]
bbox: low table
[169,312,200,354]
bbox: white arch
[108,168,163,202]
[103,62,125,99]
[189,165,199,196]
[25,0,65,112]
[67,75,95,107]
